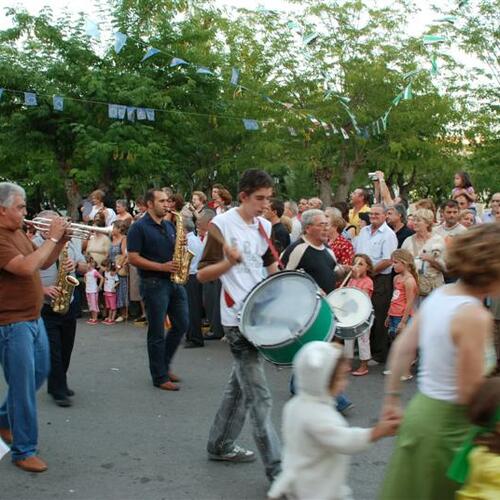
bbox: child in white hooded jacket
[268,342,399,500]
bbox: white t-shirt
[206,208,273,327]
[104,271,119,293]
[85,269,102,293]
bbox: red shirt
[329,235,354,265]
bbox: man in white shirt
[482,192,500,223]
[355,204,398,363]
[198,169,281,481]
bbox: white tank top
[418,287,481,403]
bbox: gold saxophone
[170,211,194,285]
[51,243,80,314]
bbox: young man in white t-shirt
[198,169,281,481]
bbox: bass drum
[326,287,374,340]
[239,270,336,366]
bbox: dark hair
[271,198,285,218]
[353,253,374,278]
[218,188,232,206]
[113,219,129,235]
[135,196,145,206]
[238,169,274,198]
[169,193,185,212]
[442,199,459,211]
[212,183,225,191]
[359,212,371,225]
[333,201,349,222]
[468,378,500,427]
[392,203,408,224]
[455,171,473,189]
[145,188,162,205]
[356,188,370,204]
[93,210,106,227]
[109,262,117,272]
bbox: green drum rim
[259,297,335,366]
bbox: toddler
[84,257,103,324]
[103,262,119,324]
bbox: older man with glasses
[355,204,398,364]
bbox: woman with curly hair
[379,223,500,500]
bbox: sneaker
[337,402,355,415]
[208,445,256,463]
[383,369,392,375]
[367,359,380,366]
[115,316,124,323]
[400,374,414,382]
[134,316,147,324]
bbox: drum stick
[207,224,242,264]
[339,269,353,289]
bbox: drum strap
[257,221,284,270]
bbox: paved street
[1,320,416,500]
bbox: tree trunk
[333,161,357,203]
[315,167,333,207]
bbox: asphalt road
[0,319,416,500]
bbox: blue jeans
[207,326,281,480]
[140,277,188,386]
[0,319,50,461]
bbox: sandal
[351,368,369,376]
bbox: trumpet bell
[24,217,113,240]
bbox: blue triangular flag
[126,107,136,121]
[85,20,100,39]
[114,32,127,54]
[142,48,161,62]
[170,57,188,67]
[243,119,259,131]
[117,105,127,119]
[303,32,319,45]
[145,109,155,121]
[196,66,214,75]
[108,104,118,119]
[53,95,64,111]
[230,67,240,86]
[24,92,37,106]
[136,108,147,121]
[287,20,300,29]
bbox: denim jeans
[207,326,281,480]
[140,277,188,386]
[0,318,50,461]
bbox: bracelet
[385,391,402,397]
[49,237,59,244]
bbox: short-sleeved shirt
[394,224,415,249]
[348,205,370,235]
[127,212,176,279]
[281,237,337,294]
[0,227,44,325]
[433,223,467,242]
[272,222,291,254]
[328,235,354,265]
[198,208,275,327]
[354,222,398,275]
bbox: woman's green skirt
[380,392,471,500]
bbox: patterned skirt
[117,276,128,308]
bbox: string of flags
[0,1,468,139]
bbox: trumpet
[25,217,113,240]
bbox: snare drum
[326,287,374,340]
[239,271,336,365]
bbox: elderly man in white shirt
[355,204,398,364]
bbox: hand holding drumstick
[207,224,242,266]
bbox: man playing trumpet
[0,182,69,473]
[32,211,88,408]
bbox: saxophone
[170,211,195,285]
[51,243,80,314]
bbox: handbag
[116,254,129,277]
[411,236,442,296]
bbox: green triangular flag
[431,55,438,76]
[403,83,412,100]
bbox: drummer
[197,169,282,482]
[281,209,354,414]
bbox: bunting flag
[430,55,438,76]
[403,83,412,100]
[141,48,161,62]
[287,21,300,29]
[403,69,420,79]
[127,107,136,121]
[392,91,404,106]
[85,20,100,39]
[340,127,349,140]
[423,35,446,45]
[24,92,37,106]
[0,88,4,100]
[243,119,259,130]
[170,57,188,68]
[303,32,319,46]
[458,0,469,7]
[196,67,214,75]
[117,105,127,119]
[230,67,240,86]
[136,108,147,121]
[330,123,338,134]
[108,104,118,119]
[434,16,457,24]
[146,109,155,121]
[53,95,64,111]
[114,32,128,54]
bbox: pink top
[347,276,374,298]
[388,275,417,317]
[452,186,475,201]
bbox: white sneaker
[383,369,392,375]
[209,445,256,462]
[400,374,414,382]
[115,316,124,323]
[367,359,380,366]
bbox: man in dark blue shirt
[127,189,188,391]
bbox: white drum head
[240,272,319,347]
[326,287,372,328]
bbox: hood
[293,341,342,398]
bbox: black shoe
[184,341,204,348]
[53,396,72,407]
[66,389,75,397]
[203,332,223,341]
